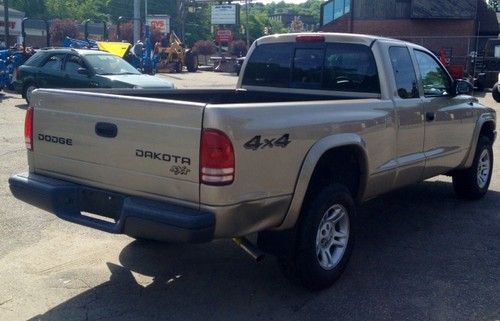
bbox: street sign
[211,5,238,25]
[216,29,233,43]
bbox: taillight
[200,129,235,186]
[296,35,325,43]
[24,107,34,150]
[15,68,21,80]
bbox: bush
[50,19,79,45]
[192,40,217,56]
[229,40,247,57]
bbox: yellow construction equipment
[155,32,198,73]
[96,42,131,58]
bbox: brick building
[319,0,499,67]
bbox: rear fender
[276,133,368,230]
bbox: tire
[493,84,500,102]
[280,184,355,290]
[452,136,493,200]
[23,83,38,105]
[186,52,198,72]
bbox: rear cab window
[242,42,380,94]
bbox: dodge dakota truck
[9,33,496,290]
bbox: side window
[65,55,85,75]
[322,43,380,93]
[389,46,419,99]
[241,43,293,88]
[291,49,324,89]
[414,50,451,97]
[41,54,64,71]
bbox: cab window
[322,43,380,93]
[291,49,324,89]
[242,42,380,94]
[389,46,419,99]
[414,50,451,97]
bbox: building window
[321,0,351,26]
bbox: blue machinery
[117,17,157,74]
[63,17,157,75]
[1,18,49,91]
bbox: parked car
[10,48,175,104]
[9,33,495,290]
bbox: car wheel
[280,184,355,290]
[493,84,500,102]
[453,136,493,200]
[23,84,38,105]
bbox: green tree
[10,0,47,19]
[45,0,110,21]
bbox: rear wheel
[23,83,38,105]
[493,84,500,102]
[280,184,355,290]
[452,136,493,200]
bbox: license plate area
[79,188,125,221]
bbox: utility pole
[3,0,9,46]
[133,0,140,43]
[245,0,249,48]
[145,0,148,21]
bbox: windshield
[85,54,140,75]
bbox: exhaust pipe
[232,237,265,262]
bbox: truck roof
[255,32,408,47]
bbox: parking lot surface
[0,72,498,321]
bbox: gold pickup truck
[9,33,496,290]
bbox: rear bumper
[9,173,215,243]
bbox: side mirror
[77,67,90,76]
[454,79,473,95]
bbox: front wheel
[452,136,493,200]
[280,184,355,290]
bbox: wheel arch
[463,113,496,168]
[276,133,369,230]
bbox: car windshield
[85,54,140,75]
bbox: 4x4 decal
[244,134,291,150]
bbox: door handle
[95,122,118,138]
[425,112,435,122]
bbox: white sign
[146,15,170,34]
[211,5,237,25]
[0,17,22,35]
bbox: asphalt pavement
[0,73,498,321]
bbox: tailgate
[31,89,205,204]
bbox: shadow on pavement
[27,180,500,321]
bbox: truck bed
[83,88,375,104]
